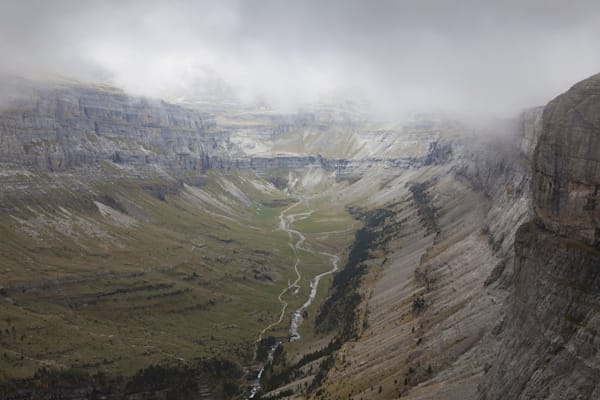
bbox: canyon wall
[0,80,219,171]
[0,80,436,176]
[480,74,600,399]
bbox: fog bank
[1,0,600,116]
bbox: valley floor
[0,163,358,399]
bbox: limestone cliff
[0,79,438,176]
[480,74,600,399]
[533,73,600,246]
[0,79,218,171]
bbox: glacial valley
[0,73,599,400]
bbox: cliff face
[0,80,218,171]
[481,74,600,399]
[533,73,600,246]
[455,111,543,286]
[0,80,439,176]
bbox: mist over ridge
[1,0,600,118]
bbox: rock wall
[0,80,434,177]
[0,80,218,171]
[426,108,542,285]
[480,74,600,399]
[533,73,600,246]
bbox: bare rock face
[533,73,600,246]
[481,73,600,399]
[520,106,544,163]
[481,222,600,400]
[0,80,439,176]
[0,80,218,171]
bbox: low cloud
[1,0,600,116]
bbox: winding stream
[289,251,339,341]
[247,199,341,398]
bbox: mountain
[0,74,598,399]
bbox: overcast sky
[1,0,600,116]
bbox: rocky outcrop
[533,73,600,246]
[481,73,600,399]
[520,107,544,162]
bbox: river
[247,199,341,398]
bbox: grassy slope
[0,163,357,385]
